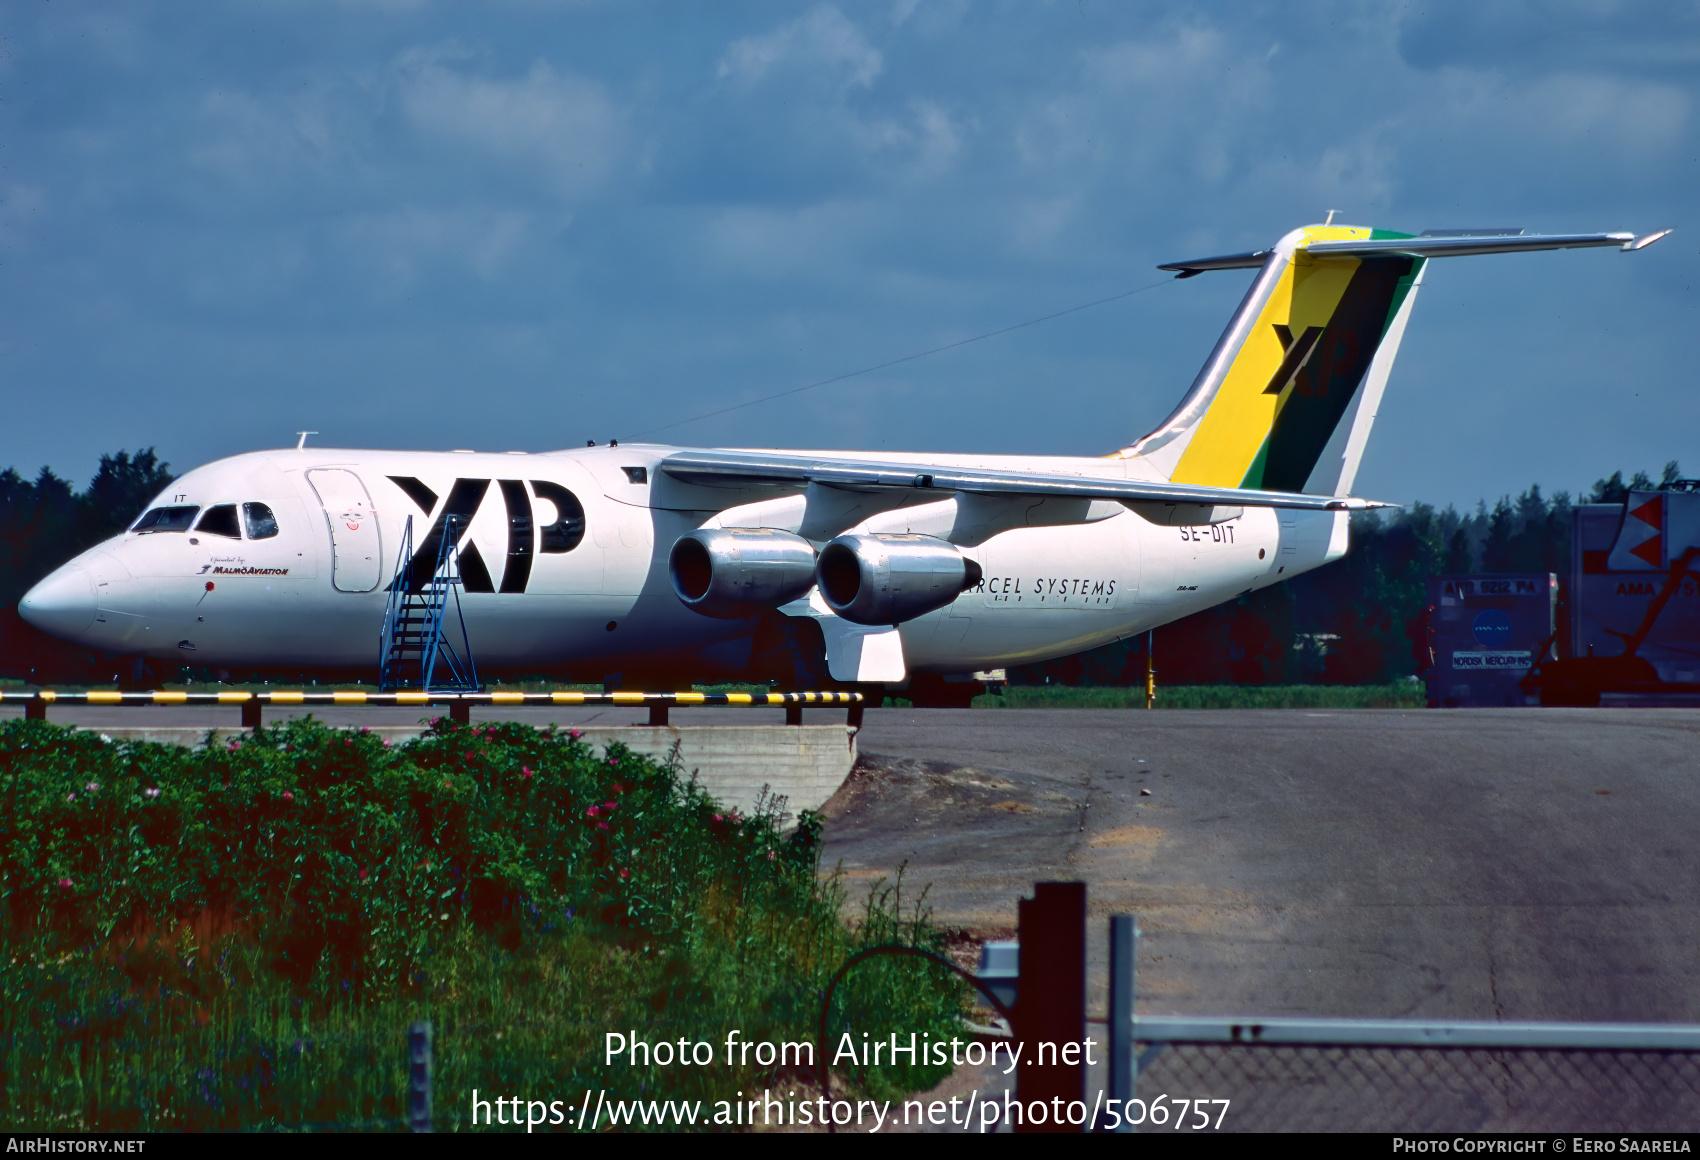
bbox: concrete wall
[63,723,858,819]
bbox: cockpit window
[196,504,242,539]
[131,506,200,534]
[244,502,280,540]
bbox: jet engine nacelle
[816,532,982,626]
[669,528,819,618]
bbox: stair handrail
[419,514,479,693]
[377,515,416,692]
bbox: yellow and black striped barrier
[1,689,866,729]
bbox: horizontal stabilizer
[1160,228,1672,276]
[660,449,1395,512]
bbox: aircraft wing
[658,450,1394,511]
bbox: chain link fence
[1133,1024,1700,1133]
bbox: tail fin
[1121,224,1424,496]
[1120,222,1668,496]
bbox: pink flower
[464,751,474,760]
[569,729,582,740]
[521,766,533,779]
[586,806,599,817]
[613,783,625,794]
[596,822,609,831]
[143,787,161,799]
[603,800,617,811]
[383,738,392,748]
[66,793,76,803]
[618,868,630,880]
[712,813,722,823]
[282,790,295,802]
[56,878,73,889]
[360,727,370,734]
[767,850,777,861]
[359,869,369,883]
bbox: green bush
[0,718,962,1130]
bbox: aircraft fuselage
[21,444,1346,684]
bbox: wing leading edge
[659,449,1393,512]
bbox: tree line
[0,449,1683,686]
[0,451,177,684]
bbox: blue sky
[1,0,1694,510]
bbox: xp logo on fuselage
[388,476,585,595]
[1472,609,1513,648]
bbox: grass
[970,682,1427,710]
[0,718,963,1130]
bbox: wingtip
[1627,228,1674,251]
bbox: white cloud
[717,5,882,88]
[398,50,624,195]
[854,99,967,180]
[188,83,354,187]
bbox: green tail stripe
[1254,255,1419,492]
[1239,437,1272,490]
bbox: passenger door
[306,468,383,592]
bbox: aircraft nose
[19,565,97,640]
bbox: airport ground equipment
[1523,487,1700,706]
[1,688,865,729]
[378,515,479,693]
[1424,573,1557,707]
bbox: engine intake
[669,528,818,618]
[816,533,982,626]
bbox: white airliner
[19,222,1671,703]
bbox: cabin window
[131,506,199,533]
[244,502,280,540]
[196,504,242,539]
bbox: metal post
[25,696,46,722]
[648,702,669,727]
[1107,915,1137,1132]
[449,700,471,725]
[1144,630,1156,709]
[408,1020,432,1133]
[241,697,262,730]
[1015,881,1087,1133]
[785,702,803,726]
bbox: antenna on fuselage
[1324,209,1340,226]
[296,431,319,450]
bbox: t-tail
[1119,222,1673,496]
